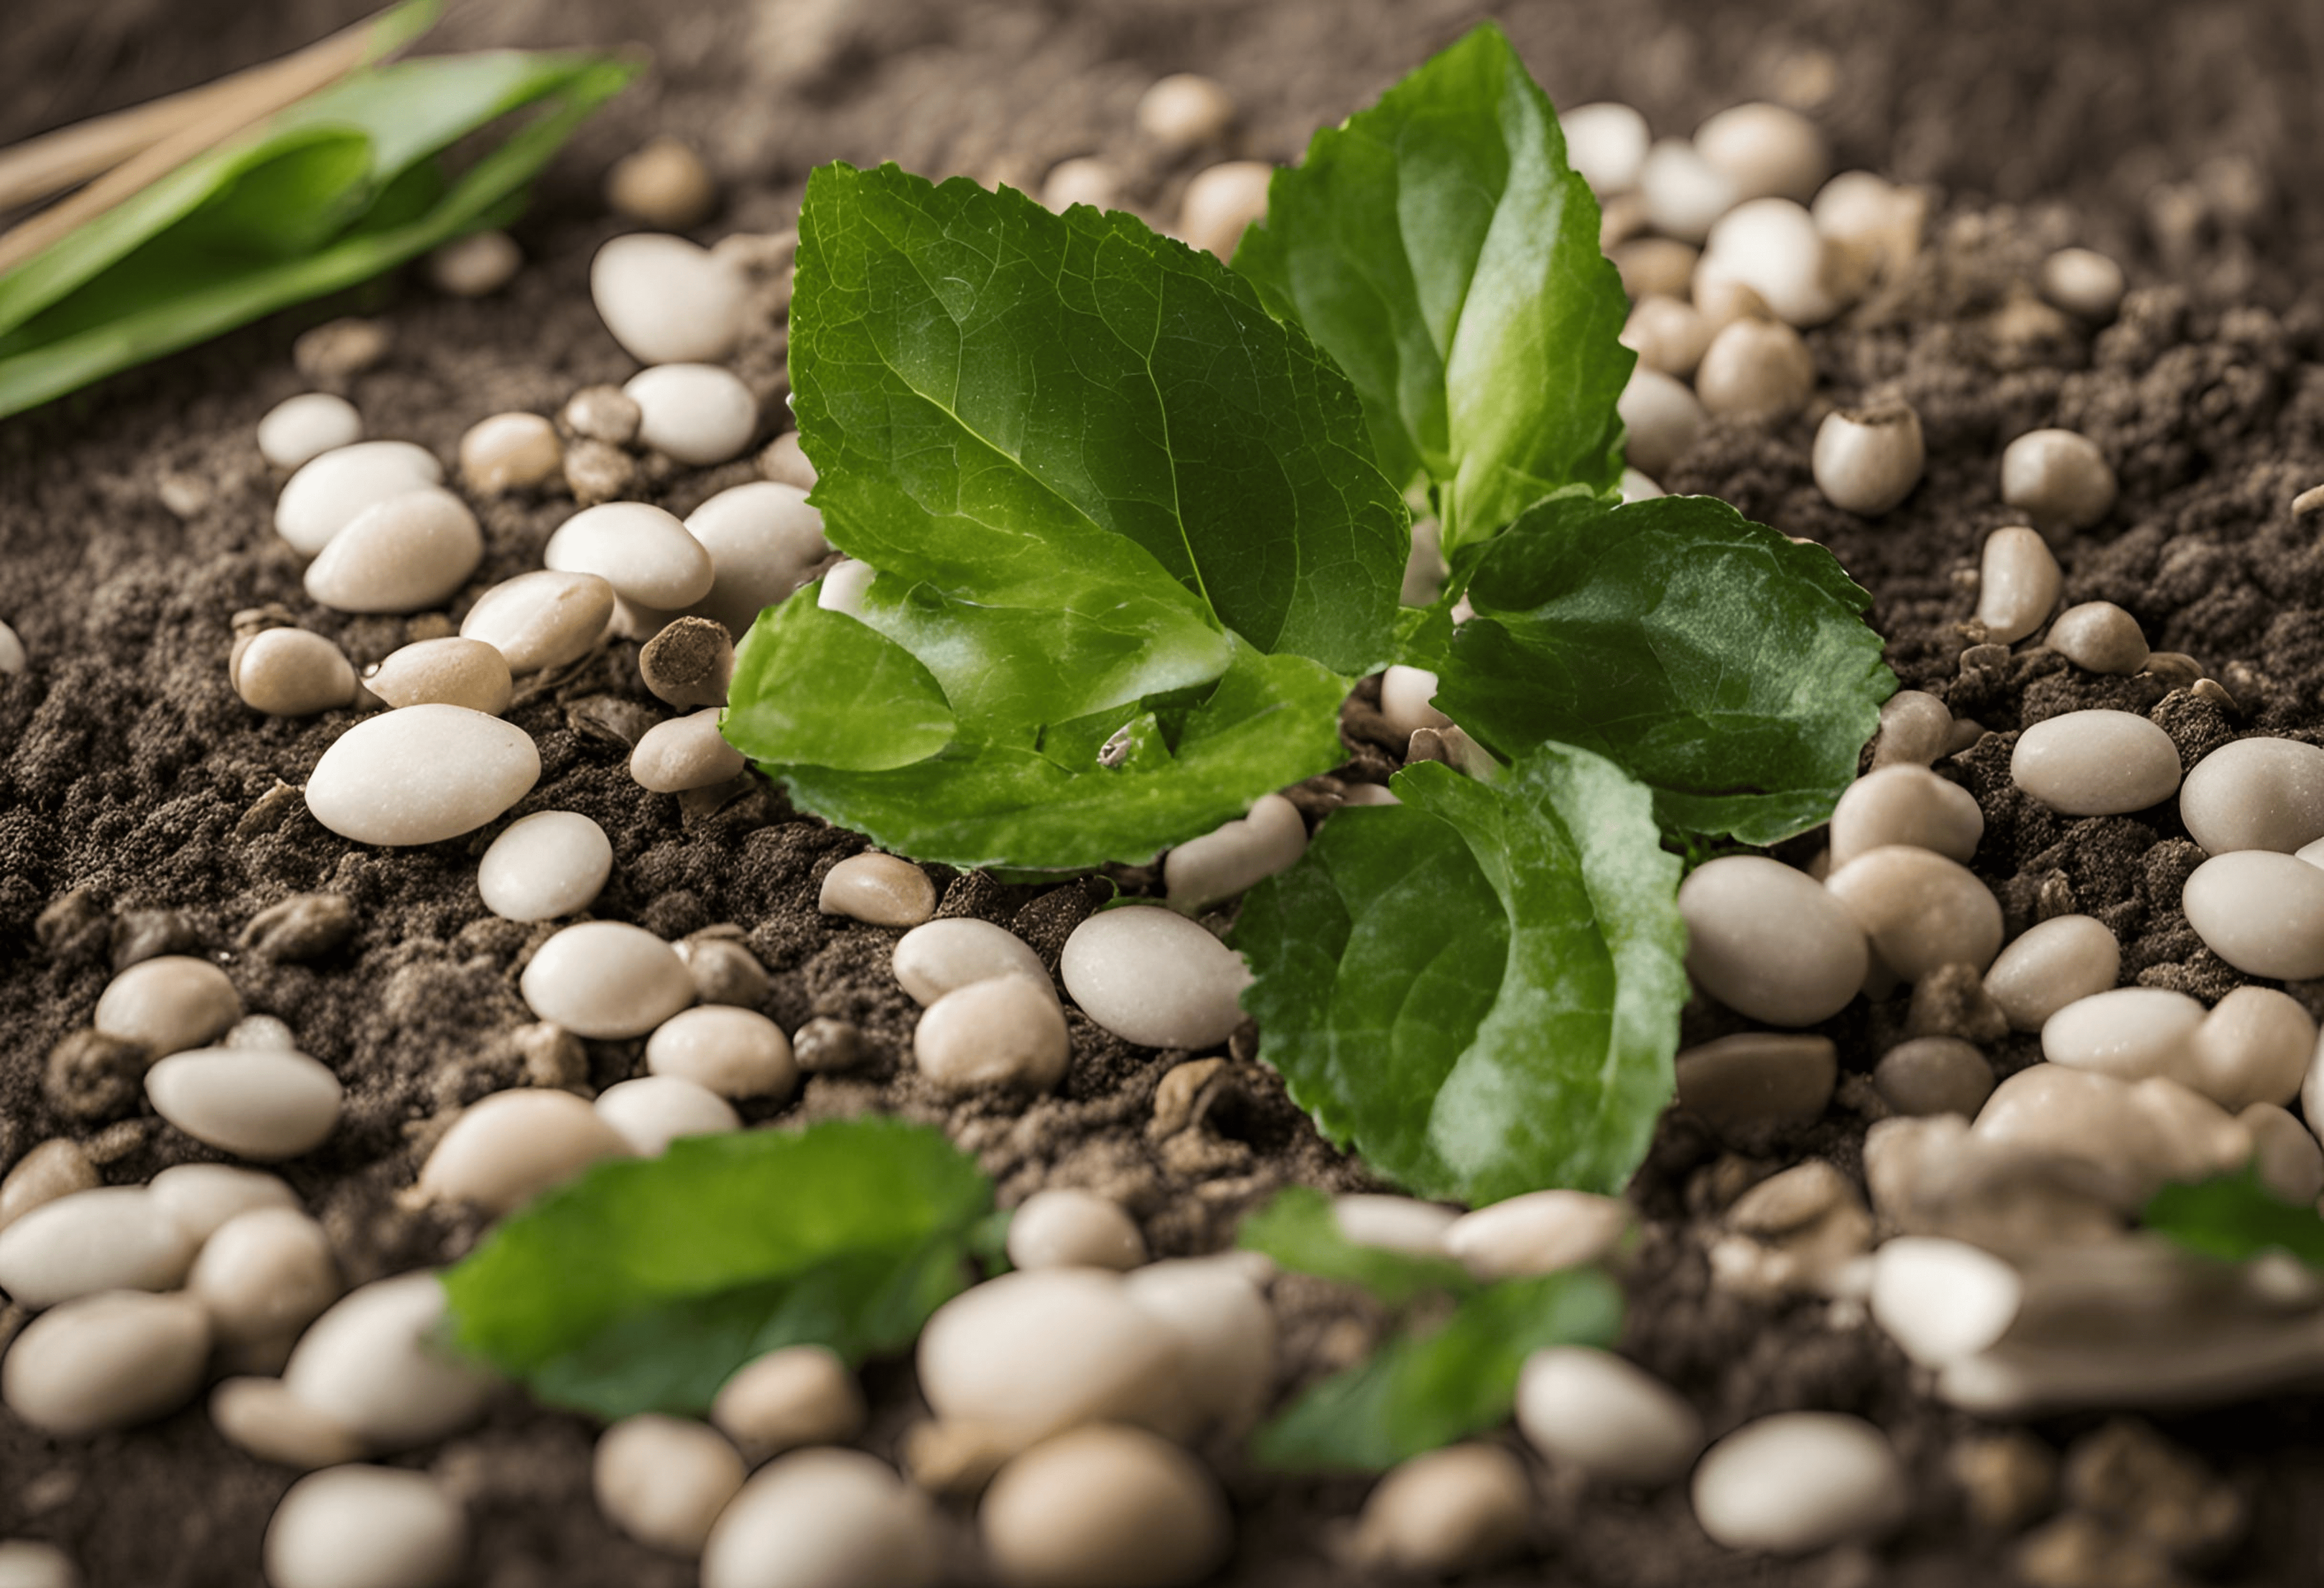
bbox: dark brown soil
[7,1,2324,1585]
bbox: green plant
[2143,1163,2324,1270]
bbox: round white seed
[1823,846,2003,979]
[606,137,718,230]
[590,233,746,366]
[1981,915,2119,1032]
[711,1344,865,1457]
[684,481,831,639]
[1827,766,1983,869]
[1162,792,1307,914]
[274,441,443,558]
[264,1466,467,1588]
[0,1187,194,1308]
[1679,855,1868,1026]
[594,1414,746,1558]
[917,1268,1185,1448]
[2000,427,2116,531]
[818,853,936,927]
[1812,402,1924,514]
[1638,139,1738,243]
[544,502,717,612]
[1006,1188,1146,1272]
[304,705,540,846]
[476,811,613,923]
[1040,157,1121,214]
[145,1046,343,1161]
[418,1089,633,1212]
[458,411,560,495]
[1621,294,1713,378]
[891,918,1051,1007]
[459,569,616,674]
[0,1139,98,1235]
[1695,317,1815,419]
[258,393,363,470]
[625,364,758,467]
[2009,709,2181,815]
[2183,850,2324,980]
[1694,102,1829,204]
[914,977,1072,1094]
[148,1163,300,1242]
[1868,1237,2021,1367]
[700,1450,940,1588]
[1443,1190,1632,1282]
[646,1006,797,1101]
[1697,198,1846,327]
[1615,366,1704,476]
[631,707,747,793]
[1059,905,1252,1051]
[593,1075,741,1157]
[2179,737,2324,855]
[1516,1347,1702,1485]
[364,637,511,715]
[981,1424,1230,1588]
[280,1271,491,1451]
[1975,526,2063,643]
[1691,1413,1905,1553]
[188,1207,340,1345]
[521,920,695,1038]
[2046,601,2148,675]
[209,1376,367,1470]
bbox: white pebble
[982,1425,1230,1588]
[1639,139,1738,243]
[625,364,758,466]
[1041,157,1121,214]
[1516,1346,1701,1486]
[2039,248,2125,320]
[1137,74,1235,149]
[594,1075,741,1157]
[0,1140,97,1235]
[2180,737,2324,855]
[1163,792,1307,913]
[594,1414,746,1558]
[189,1207,340,1345]
[258,394,363,470]
[1177,162,1273,259]
[914,977,1072,1093]
[1982,915,2119,1032]
[1621,295,1713,378]
[1868,1236,2021,1367]
[1444,1190,1632,1281]
[1696,103,1827,203]
[1695,316,1815,419]
[1616,366,1703,476]
[1061,907,1252,1051]
[2184,850,2324,980]
[145,1045,341,1162]
[2190,986,2314,1111]
[2040,987,2205,1086]
[458,411,561,495]
[281,1271,492,1451]
[591,234,747,366]
[818,853,936,926]
[2001,428,2116,531]
[210,1376,367,1469]
[545,502,717,612]
[1120,1258,1275,1435]
[1828,766,1983,869]
[1823,845,2003,979]
[892,918,1051,1006]
[234,628,359,717]
[917,1268,1184,1448]
[1,1290,211,1435]
[0,1187,194,1308]
[419,1088,633,1212]
[477,811,613,923]
[646,1006,796,1100]
[631,707,746,793]
[1812,402,1923,514]
[2046,601,2148,675]
[427,228,520,297]
[1976,526,2063,643]
[0,1540,78,1588]
[459,569,615,674]
[264,1466,466,1588]
[701,1450,940,1588]
[684,481,831,638]
[521,920,695,1037]
[1679,855,1868,1026]
[274,441,443,557]
[364,637,511,715]
[1870,690,1951,768]
[306,704,539,846]
[95,954,240,1057]
[148,1164,299,1243]
[0,619,22,676]
[1006,1189,1146,1271]
[1698,198,1845,327]
[2009,710,2180,815]
[1691,1413,1905,1553]
[816,559,875,616]
[711,1345,864,1455]
[1560,103,1650,194]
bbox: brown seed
[792,1017,861,1073]
[562,386,643,445]
[606,137,719,230]
[238,894,356,963]
[639,617,737,709]
[675,934,771,1008]
[45,1029,149,1121]
[1873,1037,1995,1118]
[292,318,390,384]
[111,908,202,972]
[565,438,637,506]
[459,412,562,496]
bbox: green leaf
[723,588,957,772]
[1418,492,1897,846]
[2143,1164,2324,1270]
[441,1118,993,1420]
[1237,1186,1475,1305]
[0,49,637,418]
[1235,746,1687,1204]
[1252,1267,1623,1472]
[1234,21,1632,555]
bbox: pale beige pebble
[476,811,612,924]
[0,1140,98,1233]
[2039,988,2206,1086]
[590,234,744,365]
[1695,102,1828,203]
[0,1540,79,1588]
[1615,366,1702,476]
[281,1271,492,1450]
[818,852,936,926]
[684,481,830,638]
[1638,139,1738,242]
[234,628,358,717]
[1972,1065,2249,1193]
[149,1163,299,1242]
[292,317,390,382]
[1977,526,2063,643]
[95,954,240,1057]
[1868,691,1952,768]
[1350,1443,1530,1575]
[1983,914,2119,1032]
[426,228,520,297]
[274,441,443,557]
[631,708,746,794]
[189,1207,339,1345]
[460,570,615,674]
[1692,270,1770,329]
[1692,1412,1905,1553]
[982,1423,1229,1588]
[2180,736,2324,855]
[1872,1036,1994,1118]
[419,1088,632,1212]
[209,1376,367,1469]
[1561,102,1650,194]
[364,637,511,715]
[1696,198,1846,327]
[914,977,1072,1094]
[1378,664,1452,739]
[917,1268,1185,1448]
[264,1465,466,1588]
[1120,1258,1275,1435]
[143,1045,342,1162]
[1514,1345,1701,1486]
[2188,986,2316,1111]
[1694,316,1815,419]
[892,918,1051,1006]
[305,704,540,846]
[2294,483,2324,519]
[1164,792,1308,913]
[457,411,560,495]
[1825,846,2003,979]
[1613,237,1701,300]
[1673,1032,1837,1135]
[1176,161,1273,258]
[1006,1189,1146,1272]
[0,1187,194,1307]
[1620,468,1664,501]
[2183,850,2324,980]
[2001,428,2117,531]
[700,1449,940,1588]
[258,393,363,470]
[1679,855,1868,1026]
[646,1006,796,1100]
[1137,73,1235,150]
[1444,1190,1632,1282]
[594,1414,746,1558]
[624,364,758,467]
[1334,1194,1460,1256]
[759,430,816,490]
[606,136,718,229]
[1060,905,1252,1051]
[0,619,22,675]
[1040,157,1121,214]
[2242,1103,2324,1202]
[593,1075,741,1157]
[2039,248,2125,320]
[522,920,695,1038]
[2009,710,2181,816]
[1,1290,211,1435]
[1829,766,1983,869]
[1620,294,1712,377]
[2129,1075,2257,1186]
[815,559,874,617]
[1868,1237,2021,1367]
[2046,602,2149,676]
[711,1345,864,1457]
[545,502,716,612]
[1813,402,1923,514]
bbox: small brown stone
[560,386,642,445]
[1673,1033,1837,1144]
[678,934,770,1007]
[1951,1429,2059,1532]
[234,781,304,842]
[1905,963,2011,1043]
[292,317,391,384]
[36,890,108,965]
[639,617,736,709]
[1873,1037,1995,1118]
[792,1017,861,1073]
[2062,1419,2244,1563]
[238,894,356,963]
[111,908,201,972]
[510,1022,589,1091]
[1148,1057,1227,1138]
[563,437,637,506]
[1724,1159,1854,1236]
[2012,1515,2181,1588]
[44,1029,149,1121]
